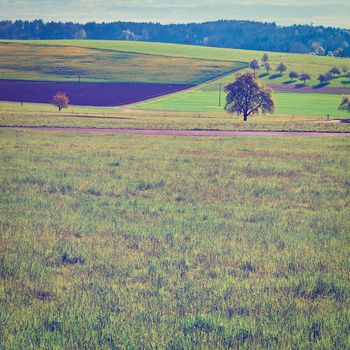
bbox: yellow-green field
[133,89,350,117]
[2,40,350,87]
[1,129,349,349]
[0,42,242,83]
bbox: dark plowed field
[0,80,193,106]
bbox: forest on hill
[0,19,349,57]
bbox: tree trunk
[243,113,248,122]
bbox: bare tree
[224,71,275,122]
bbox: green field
[0,40,350,122]
[1,101,350,133]
[1,129,349,349]
[133,90,349,118]
[0,42,242,83]
[2,40,350,88]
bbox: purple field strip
[0,80,194,107]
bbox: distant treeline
[1,19,350,57]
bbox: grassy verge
[1,129,349,349]
[1,102,350,133]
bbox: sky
[0,0,349,29]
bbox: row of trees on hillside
[318,66,350,85]
[249,55,312,84]
[1,19,349,57]
[249,54,349,85]
[249,56,288,74]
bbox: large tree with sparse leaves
[224,71,275,122]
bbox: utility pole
[218,83,222,107]
[78,75,81,97]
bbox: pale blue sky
[0,0,349,28]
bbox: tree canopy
[339,96,350,112]
[262,53,269,63]
[224,71,275,122]
[264,62,272,73]
[250,59,260,72]
[52,92,69,111]
[276,63,287,74]
[300,73,311,84]
[289,71,299,80]
[329,67,341,77]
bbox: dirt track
[1,126,350,137]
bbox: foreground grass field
[1,129,349,349]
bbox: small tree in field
[276,63,287,75]
[261,53,269,63]
[289,71,299,81]
[263,62,272,73]
[339,96,350,112]
[299,73,311,85]
[250,59,260,72]
[52,92,69,111]
[328,67,341,78]
[325,71,333,81]
[224,71,275,122]
[318,74,327,85]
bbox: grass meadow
[1,102,350,133]
[3,40,350,88]
[1,129,349,349]
[133,90,349,118]
[1,40,349,122]
[0,42,241,84]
